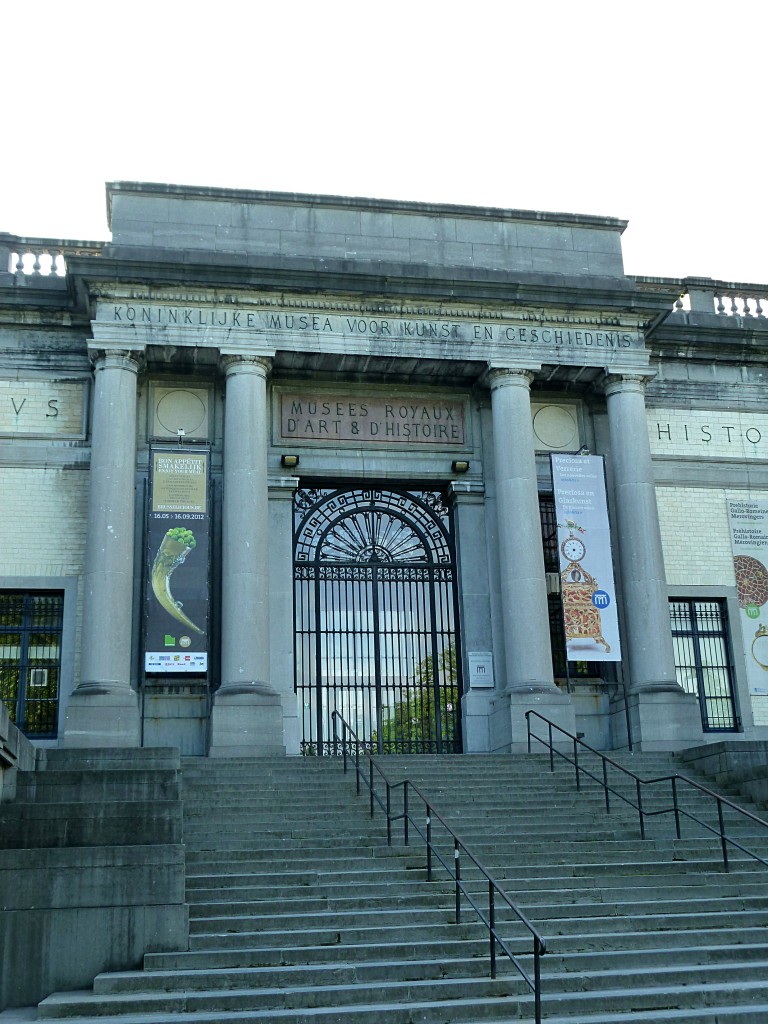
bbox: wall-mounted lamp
[451,460,470,473]
[281,454,300,468]
[577,445,590,456]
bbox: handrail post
[488,881,497,979]
[454,839,461,923]
[354,739,360,795]
[573,737,580,791]
[403,781,410,847]
[636,778,646,840]
[534,940,542,1024]
[426,807,433,882]
[671,776,681,839]
[341,718,348,774]
[602,758,610,814]
[369,759,375,818]
[548,721,554,773]
[386,782,392,846]
[526,711,532,753]
[718,798,729,872]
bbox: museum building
[2,181,768,757]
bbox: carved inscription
[105,303,640,352]
[279,393,467,446]
[649,409,768,458]
[0,380,86,437]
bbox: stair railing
[331,710,547,1024]
[526,709,768,873]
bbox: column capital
[486,365,538,391]
[220,353,273,379]
[602,369,655,398]
[87,347,144,375]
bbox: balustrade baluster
[716,292,726,314]
[730,294,739,315]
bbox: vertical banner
[551,454,622,662]
[144,448,210,673]
[727,498,768,696]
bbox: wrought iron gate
[294,486,462,755]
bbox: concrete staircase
[22,750,768,1023]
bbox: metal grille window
[669,599,739,732]
[0,591,63,738]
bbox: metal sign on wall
[551,454,621,662]
[144,448,210,674]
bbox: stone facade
[1,183,767,755]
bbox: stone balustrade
[1,235,766,321]
[0,233,103,277]
[634,274,768,318]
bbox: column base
[610,688,704,752]
[61,686,141,748]
[209,684,286,757]
[490,687,576,754]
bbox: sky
[4,1,766,285]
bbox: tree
[373,641,459,753]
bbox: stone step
[187,891,768,922]
[65,956,768,1003]
[184,875,768,904]
[34,980,768,1023]
[146,937,768,974]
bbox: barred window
[0,591,63,738]
[669,599,739,732]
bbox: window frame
[669,596,740,732]
[0,577,77,743]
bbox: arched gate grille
[294,486,462,754]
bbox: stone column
[209,354,285,756]
[487,366,574,751]
[603,371,702,749]
[63,348,143,747]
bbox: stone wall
[0,746,188,1010]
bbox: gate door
[294,486,462,754]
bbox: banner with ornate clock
[551,454,622,662]
[727,498,768,697]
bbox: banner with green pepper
[144,448,210,674]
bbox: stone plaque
[467,652,495,688]
[0,379,86,438]
[278,392,468,447]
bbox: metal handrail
[525,709,768,872]
[330,711,547,1024]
